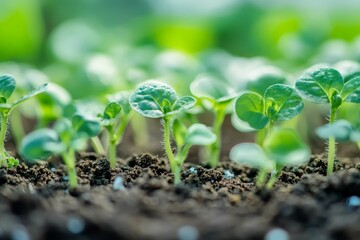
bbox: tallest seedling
[0,74,47,167]
[295,67,360,175]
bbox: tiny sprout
[296,67,360,175]
[20,114,101,188]
[190,74,237,167]
[130,81,216,184]
[98,92,132,169]
[230,128,310,188]
[234,84,303,146]
[0,74,48,168]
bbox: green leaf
[7,157,19,168]
[171,96,196,114]
[20,129,65,160]
[264,84,304,121]
[0,74,16,100]
[264,128,310,167]
[341,76,360,103]
[295,68,343,104]
[184,123,216,145]
[190,75,236,103]
[72,114,101,138]
[230,114,256,132]
[12,83,48,110]
[129,81,177,118]
[103,102,121,119]
[230,143,274,171]
[316,120,353,142]
[334,60,360,83]
[234,92,268,129]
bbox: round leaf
[230,143,274,171]
[234,92,268,129]
[341,76,360,103]
[184,123,216,146]
[295,67,343,104]
[171,96,196,114]
[20,129,65,160]
[264,84,304,121]
[0,74,16,100]
[107,91,132,114]
[316,120,353,142]
[333,60,360,83]
[103,102,121,119]
[129,81,177,118]
[264,128,310,167]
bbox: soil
[1,151,360,240]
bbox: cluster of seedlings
[1,61,360,189]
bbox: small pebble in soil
[223,170,234,179]
[50,167,56,172]
[347,195,360,208]
[67,217,85,234]
[177,225,199,240]
[11,226,30,240]
[265,228,289,240]
[188,167,197,174]
[63,175,69,181]
[113,176,125,191]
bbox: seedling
[98,92,132,169]
[316,120,360,149]
[295,67,360,174]
[130,81,216,184]
[190,74,237,167]
[0,74,48,167]
[234,84,304,146]
[230,128,310,188]
[20,114,101,188]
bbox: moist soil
[1,152,360,240]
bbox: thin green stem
[61,149,78,189]
[357,142,360,151]
[266,167,283,189]
[163,117,181,184]
[90,136,106,155]
[0,112,8,167]
[108,139,116,169]
[256,169,267,187]
[208,107,225,168]
[327,107,337,175]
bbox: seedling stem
[0,111,8,167]
[61,149,77,188]
[209,107,225,168]
[327,107,337,175]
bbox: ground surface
[1,152,360,240]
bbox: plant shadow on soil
[0,151,360,240]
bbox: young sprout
[317,120,360,149]
[190,74,237,167]
[130,81,216,184]
[295,67,360,175]
[230,128,310,188]
[98,92,132,169]
[20,114,101,188]
[0,74,48,167]
[234,84,304,146]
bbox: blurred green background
[1,0,360,98]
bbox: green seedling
[190,74,237,167]
[20,114,101,188]
[98,92,132,169]
[234,84,304,146]
[230,128,310,188]
[317,120,360,149]
[0,74,48,167]
[130,81,216,184]
[295,67,360,175]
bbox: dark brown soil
[1,152,360,240]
